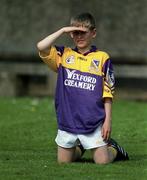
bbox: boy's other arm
[101,98,112,141]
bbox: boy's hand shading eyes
[62,26,88,33]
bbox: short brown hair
[70,12,96,30]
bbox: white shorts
[55,125,107,150]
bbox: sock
[108,146,117,160]
[76,144,85,157]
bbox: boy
[37,12,129,164]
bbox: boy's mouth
[77,40,85,44]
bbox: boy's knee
[92,148,112,164]
[57,146,75,163]
[94,157,110,165]
[57,157,72,164]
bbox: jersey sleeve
[39,46,64,72]
[102,55,115,98]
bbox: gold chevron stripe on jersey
[104,81,114,95]
[40,46,110,76]
[61,47,110,76]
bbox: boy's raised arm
[37,26,88,54]
[37,28,65,54]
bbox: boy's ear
[92,28,97,38]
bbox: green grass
[0,97,147,180]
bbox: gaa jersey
[39,45,115,134]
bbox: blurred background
[0,0,147,99]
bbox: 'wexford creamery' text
[64,69,97,91]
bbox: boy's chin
[77,44,87,49]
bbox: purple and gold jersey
[39,46,115,134]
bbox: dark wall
[0,0,147,60]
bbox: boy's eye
[73,31,87,36]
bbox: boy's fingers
[102,129,110,141]
[72,26,88,32]
[101,127,104,138]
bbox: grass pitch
[0,97,147,180]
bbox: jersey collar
[73,45,97,56]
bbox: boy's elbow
[37,42,50,53]
[37,42,42,50]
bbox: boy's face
[70,25,96,51]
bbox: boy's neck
[78,47,90,54]
[74,45,97,55]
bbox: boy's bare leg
[91,146,116,164]
[57,146,82,163]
